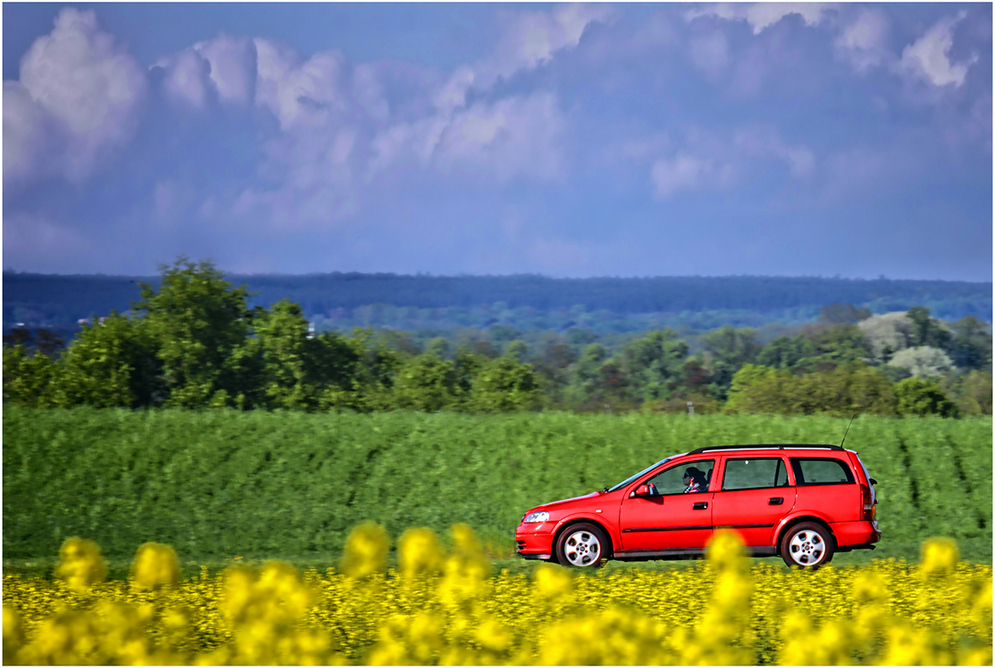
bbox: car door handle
[768,497,784,505]
[693,502,708,510]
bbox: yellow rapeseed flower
[398,527,445,580]
[4,529,993,666]
[532,563,574,606]
[341,521,389,579]
[921,538,960,579]
[55,537,108,592]
[130,542,181,590]
[3,606,24,665]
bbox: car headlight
[523,511,550,523]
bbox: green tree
[894,377,959,417]
[806,324,873,366]
[55,313,161,408]
[253,299,363,411]
[253,299,315,410]
[948,316,992,370]
[955,370,993,416]
[392,353,460,412]
[504,340,529,362]
[426,337,451,359]
[727,362,896,417]
[332,328,404,411]
[570,343,609,394]
[134,258,254,408]
[2,345,62,407]
[619,329,689,402]
[700,326,762,397]
[906,306,952,350]
[756,335,817,370]
[467,355,542,412]
[799,363,896,417]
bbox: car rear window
[721,457,790,491]
[790,457,854,485]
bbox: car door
[618,458,715,552]
[710,455,796,549]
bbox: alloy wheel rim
[564,530,601,566]
[788,530,826,566]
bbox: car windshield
[606,454,684,493]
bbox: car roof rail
[686,444,845,455]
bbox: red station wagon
[516,445,880,569]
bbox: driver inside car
[682,467,706,493]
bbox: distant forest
[4,271,991,341]
[4,261,991,417]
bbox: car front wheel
[780,522,834,569]
[555,523,608,568]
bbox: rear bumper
[831,520,881,549]
[515,523,555,559]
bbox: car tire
[780,522,834,569]
[555,523,608,568]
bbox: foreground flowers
[3,527,992,665]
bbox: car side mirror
[631,484,651,498]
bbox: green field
[3,408,991,573]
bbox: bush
[895,377,959,418]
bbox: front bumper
[832,520,881,549]
[515,522,556,559]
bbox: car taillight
[860,484,874,520]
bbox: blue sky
[3,3,992,281]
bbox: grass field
[3,408,991,575]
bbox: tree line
[5,267,991,335]
[3,260,991,417]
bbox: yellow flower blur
[341,522,389,579]
[130,541,181,590]
[2,526,992,666]
[55,537,108,592]
[399,527,446,580]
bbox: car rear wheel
[555,523,607,568]
[780,522,834,569]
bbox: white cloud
[352,63,390,122]
[687,3,830,35]
[4,8,148,185]
[646,127,813,199]
[254,39,348,131]
[159,48,212,109]
[835,9,891,72]
[3,82,51,183]
[901,13,977,87]
[370,92,567,184]
[195,34,257,106]
[434,66,476,114]
[651,153,713,198]
[485,4,614,83]
[434,93,566,182]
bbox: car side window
[645,459,715,495]
[790,458,855,485]
[721,457,790,491]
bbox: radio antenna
[839,413,857,448]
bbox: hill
[3,272,991,340]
